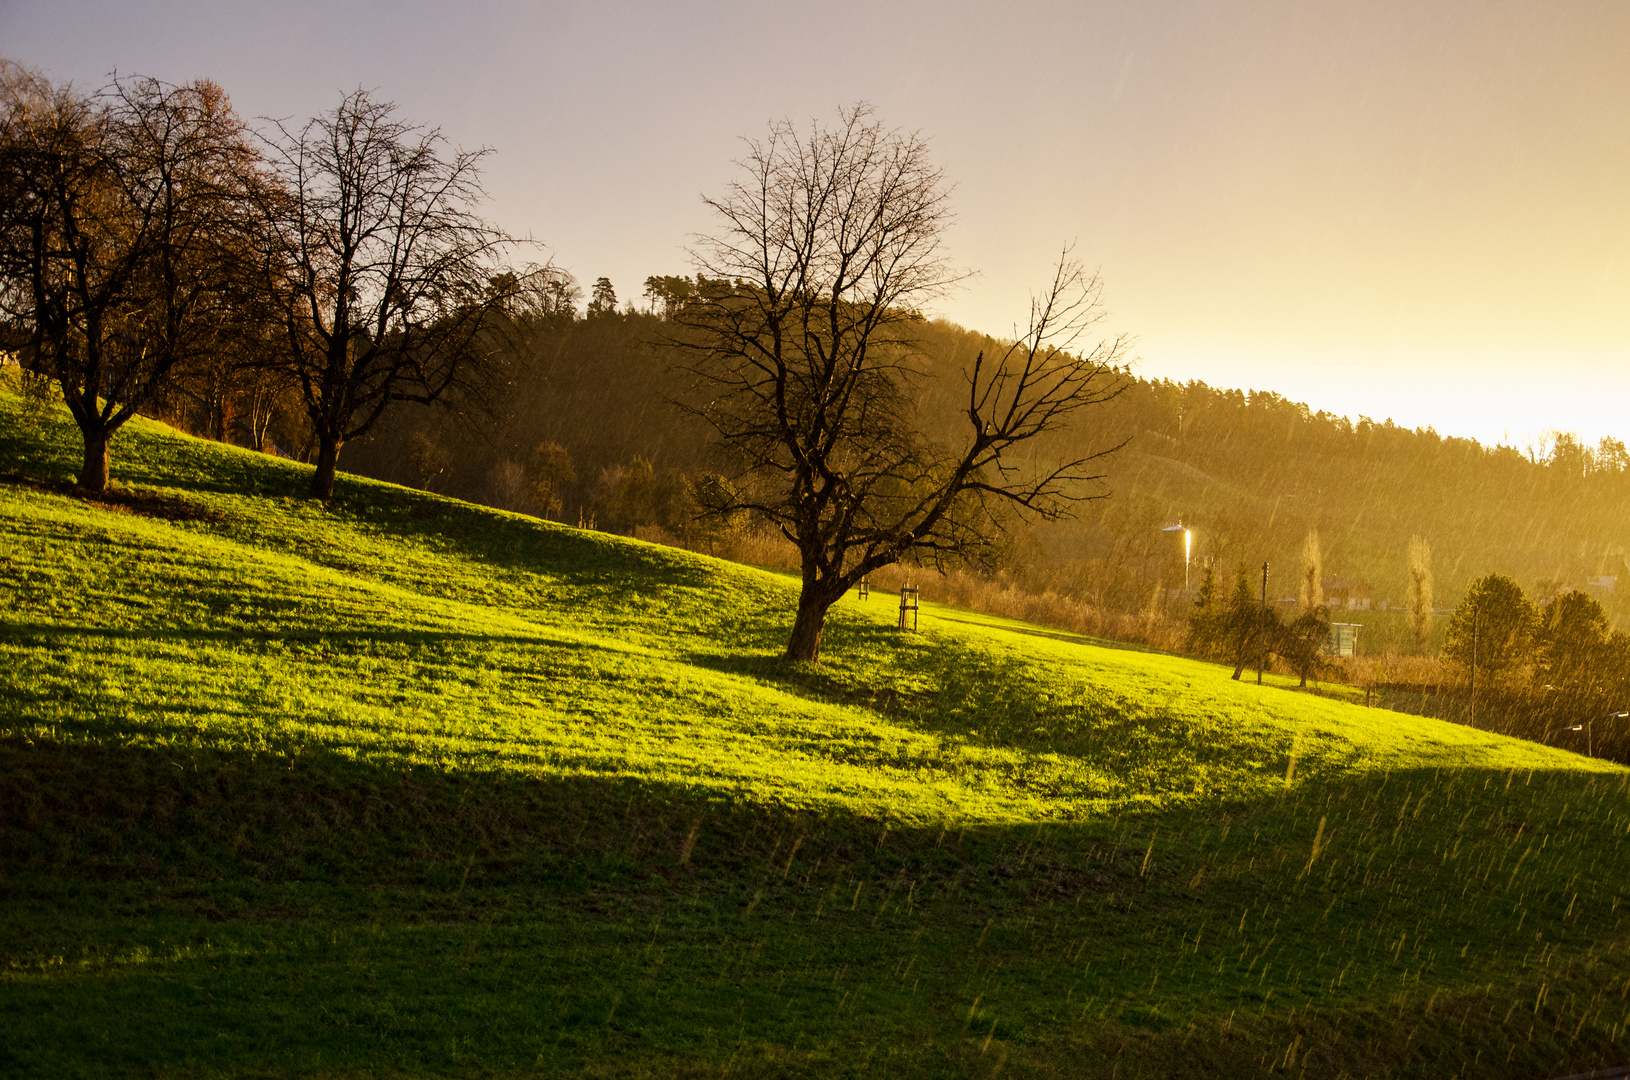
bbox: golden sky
[5,0,1626,446]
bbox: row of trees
[339,277,1626,664]
[1186,552,1630,759]
[3,75,1134,662]
[1186,528,1433,684]
[1439,575,1630,756]
[0,60,551,499]
[1186,560,1332,687]
[1443,575,1629,693]
[8,59,1617,673]
[1104,379,1630,614]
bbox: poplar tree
[1298,530,1323,611]
[1407,535,1433,654]
[1285,529,1331,686]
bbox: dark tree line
[1439,575,1630,758]
[333,290,1626,658]
[1184,561,1331,687]
[1094,379,1630,615]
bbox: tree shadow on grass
[683,627,1197,756]
[0,621,608,654]
[2,725,1625,1079]
[2,726,1615,902]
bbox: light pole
[1597,712,1630,758]
[1257,561,1270,685]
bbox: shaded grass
[8,739,1629,1078]
[3,385,1629,1077]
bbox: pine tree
[587,276,618,318]
[1187,560,1220,656]
[1227,564,1258,680]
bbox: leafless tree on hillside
[257,89,532,500]
[0,64,266,489]
[677,105,1130,662]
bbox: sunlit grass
[2,383,1628,1078]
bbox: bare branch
[254,89,534,499]
[673,108,1127,661]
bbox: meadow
[2,384,1629,1078]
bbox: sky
[3,0,1626,449]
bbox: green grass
[3,384,1630,1078]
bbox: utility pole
[1257,561,1270,685]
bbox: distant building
[1586,576,1618,596]
[1322,576,1373,612]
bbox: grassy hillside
[4,389,1630,1078]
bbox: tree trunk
[78,426,111,492]
[785,589,836,662]
[309,435,342,500]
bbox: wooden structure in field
[898,585,919,631]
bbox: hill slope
[3,390,1629,1078]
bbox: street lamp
[1595,711,1630,758]
[1161,523,1193,596]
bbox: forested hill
[335,307,1628,627]
[1067,369,1629,617]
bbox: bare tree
[0,64,263,489]
[679,106,1130,661]
[1298,529,1323,611]
[1407,534,1433,654]
[258,89,523,500]
[1285,530,1330,687]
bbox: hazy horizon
[4,0,1625,450]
